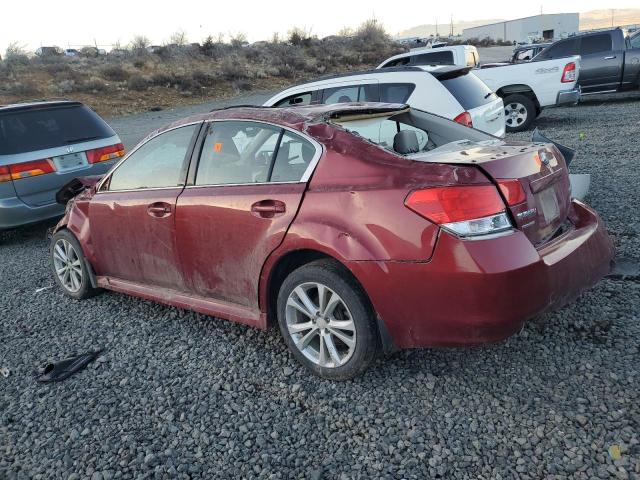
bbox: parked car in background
[35,46,62,57]
[0,101,124,230]
[512,43,552,63]
[378,45,479,68]
[380,48,581,132]
[64,49,80,57]
[264,66,505,137]
[50,103,613,379]
[533,27,640,94]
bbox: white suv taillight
[561,62,576,83]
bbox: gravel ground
[2,92,640,480]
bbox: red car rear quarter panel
[348,201,613,349]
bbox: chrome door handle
[604,55,616,60]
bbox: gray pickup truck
[533,28,640,95]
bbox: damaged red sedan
[51,103,613,379]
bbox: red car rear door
[175,120,320,309]
[89,123,201,289]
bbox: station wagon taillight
[453,111,473,128]
[86,143,125,164]
[561,62,576,83]
[405,185,512,237]
[0,159,56,182]
[497,179,527,206]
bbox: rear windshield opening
[0,104,115,155]
[332,109,495,156]
[440,73,498,110]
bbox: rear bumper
[348,200,613,349]
[0,195,65,230]
[556,86,581,106]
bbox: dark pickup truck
[533,28,640,94]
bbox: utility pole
[435,18,439,39]
[611,9,614,27]
[450,14,454,37]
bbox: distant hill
[397,9,640,39]
[396,19,504,38]
[579,9,640,30]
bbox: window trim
[96,121,203,194]
[185,118,323,189]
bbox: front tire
[277,259,379,380]
[50,229,99,300]
[503,94,535,132]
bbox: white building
[462,13,579,43]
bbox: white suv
[377,45,480,69]
[264,66,505,137]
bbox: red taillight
[86,143,125,164]
[0,166,10,183]
[497,179,527,206]
[561,62,576,83]
[453,111,473,128]
[5,159,56,181]
[405,185,505,224]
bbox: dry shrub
[127,74,149,91]
[101,64,130,81]
[220,56,249,80]
[7,80,40,96]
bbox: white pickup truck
[378,49,581,132]
[473,57,581,132]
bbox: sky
[1,0,638,53]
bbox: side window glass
[544,38,579,59]
[383,57,410,67]
[196,121,281,185]
[630,34,640,49]
[275,92,311,107]
[107,124,197,191]
[380,83,416,103]
[270,132,316,182]
[580,34,612,55]
[323,86,359,104]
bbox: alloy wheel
[505,102,528,128]
[285,282,356,368]
[53,239,83,293]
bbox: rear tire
[277,259,379,380]
[503,94,535,132]
[50,229,100,300]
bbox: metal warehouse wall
[462,13,579,42]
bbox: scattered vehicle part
[264,66,506,137]
[0,101,124,230]
[532,129,575,165]
[1,367,10,378]
[51,103,614,379]
[569,174,591,201]
[34,285,53,293]
[533,27,640,95]
[34,349,103,382]
[607,257,640,280]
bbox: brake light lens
[86,143,125,164]
[453,111,473,128]
[0,159,56,182]
[0,166,10,183]
[561,62,576,83]
[405,185,512,237]
[497,179,527,206]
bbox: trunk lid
[411,139,571,245]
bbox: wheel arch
[496,84,541,110]
[260,247,396,353]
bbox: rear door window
[321,84,379,104]
[410,51,454,66]
[270,131,316,182]
[580,34,612,55]
[0,104,115,155]
[536,38,579,59]
[381,57,410,68]
[379,83,415,103]
[439,73,496,110]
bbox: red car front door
[174,120,319,310]
[89,123,201,289]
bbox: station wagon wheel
[277,259,380,380]
[50,229,100,300]
[502,94,535,132]
[285,282,357,368]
